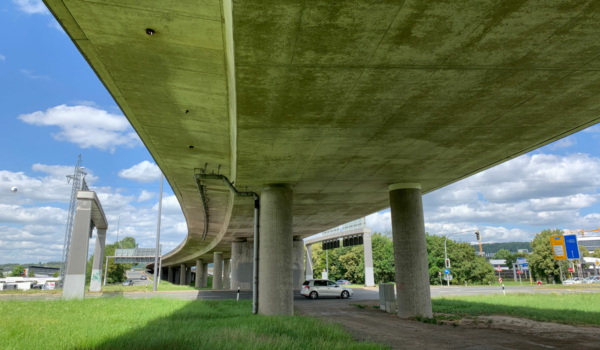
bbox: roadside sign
[438,271,442,276]
[521,262,529,270]
[550,236,567,260]
[444,268,450,275]
[568,267,574,273]
[537,281,542,286]
[596,261,600,266]
[517,270,521,275]
[499,277,502,283]
[517,257,527,265]
[495,266,502,272]
[443,275,453,281]
[577,263,582,268]
[563,234,580,260]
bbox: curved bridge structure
[45,0,600,316]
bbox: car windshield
[302,281,310,286]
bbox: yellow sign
[596,260,600,266]
[550,236,567,260]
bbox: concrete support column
[305,244,313,280]
[231,240,253,290]
[292,237,304,289]
[213,252,223,289]
[259,184,293,316]
[89,229,107,292]
[195,259,204,288]
[389,183,432,318]
[186,267,191,285]
[63,199,93,300]
[223,259,231,289]
[202,263,208,287]
[363,231,375,287]
[168,266,173,283]
[179,264,186,285]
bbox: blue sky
[2,1,600,263]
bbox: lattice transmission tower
[59,155,89,285]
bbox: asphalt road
[125,270,152,286]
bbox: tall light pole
[444,229,480,286]
[153,173,164,292]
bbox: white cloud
[138,190,155,202]
[12,0,48,14]
[0,54,5,61]
[48,19,64,32]
[0,163,187,264]
[366,153,600,243]
[18,104,141,152]
[547,136,576,150]
[118,161,162,183]
[20,69,50,80]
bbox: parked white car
[583,276,600,284]
[300,279,353,299]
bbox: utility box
[378,283,395,313]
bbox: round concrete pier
[231,240,253,290]
[389,183,433,318]
[195,259,204,288]
[213,252,223,289]
[259,184,293,316]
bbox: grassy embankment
[433,293,600,326]
[0,298,386,350]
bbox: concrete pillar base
[258,184,294,316]
[389,183,432,318]
[195,259,204,288]
[231,240,253,290]
[292,238,304,289]
[213,252,223,290]
[89,229,106,292]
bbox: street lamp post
[444,229,480,286]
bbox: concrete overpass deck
[45,0,600,315]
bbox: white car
[300,279,353,299]
[583,276,600,284]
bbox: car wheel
[310,291,318,299]
[341,290,349,299]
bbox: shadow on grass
[432,298,600,326]
[80,300,383,350]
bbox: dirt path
[295,299,600,349]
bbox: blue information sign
[563,234,580,260]
[444,269,450,275]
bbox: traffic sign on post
[568,267,574,273]
[443,275,453,281]
[596,260,600,267]
[499,277,503,283]
[444,268,450,275]
[563,234,580,260]
[517,270,521,275]
[550,236,567,260]
[496,266,502,272]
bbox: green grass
[0,298,385,350]
[433,293,600,326]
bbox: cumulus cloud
[18,104,141,152]
[547,136,576,150]
[12,0,48,14]
[365,153,600,243]
[118,161,162,183]
[138,190,155,202]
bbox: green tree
[505,252,528,269]
[10,265,24,277]
[0,271,4,278]
[52,271,59,278]
[27,268,35,277]
[87,237,137,284]
[593,248,600,258]
[371,233,395,283]
[529,229,564,283]
[579,245,590,257]
[426,234,495,285]
[494,249,512,260]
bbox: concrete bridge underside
[46,0,600,315]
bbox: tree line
[309,229,600,285]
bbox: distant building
[24,266,59,277]
[578,236,600,254]
[517,249,529,254]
